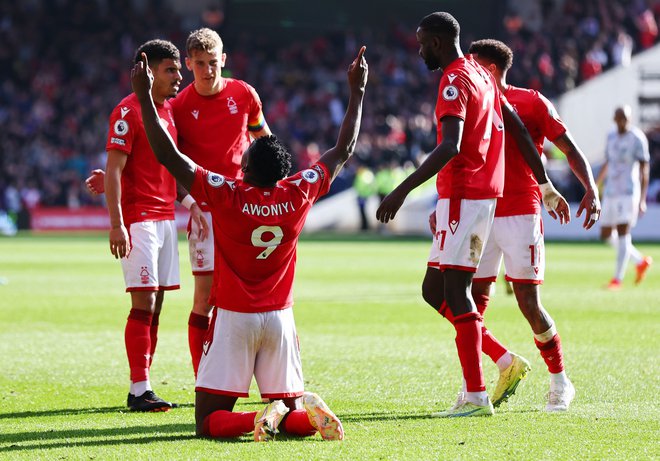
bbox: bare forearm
[321,90,365,179]
[397,142,457,194]
[105,171,123,228]
[641,162,650,198]
[554,133,597,191]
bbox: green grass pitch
[0,233,658,460]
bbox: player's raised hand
[348,46,368,92]
[131,52,154,100]
[576,188,601,229]
[85,169,106,195]
[539,181,571,224]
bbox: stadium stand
[1,0,659,228]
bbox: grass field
[0,233,658,460]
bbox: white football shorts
[474,213,545,284]
[122,220,180,291]
[187,210,214,275]
[428,198,496,272]
[600,194,640,227]
[196,307,304,399]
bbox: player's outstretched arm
[376,116,463,223]
[131,53,197,191]
[319,46,368,181]
[553,132,601,229]
[502,103,570,224]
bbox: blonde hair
[186,28,223,56]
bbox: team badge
[301,169,319,184]
[207,172,225,188]
[442,85,459,101]
[114,119,129,136]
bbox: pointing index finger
[357,46,366,61]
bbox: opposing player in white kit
[596,106,652,290]
[465,39,601,412]
[104,40,206,411]
[131,47,368,440]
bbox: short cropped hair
[248,135,292,184]
[134,39,180,65]
[468,39,514,72]
[418,12,460,40]
[186,27,223,56]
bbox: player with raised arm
[376,12,570,417]
[460,39,601,412]
[104,39,206,412]
[131,46,368,440]
[86,28,271,378]
[171,28,272,376]
[596,106,652,290]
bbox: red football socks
[473,293,508,363]
[188,312,211,377]
[202,410,257,438]
[125,308,153,383]
[535,334,565,374]
[283,409,317,437]
[149,310,160,367]
[453,311,486,392]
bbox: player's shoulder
[170,83,195,108]
[110,94,140,122]
[199,168,240,191]
[112,93,139,112]
[283,163,328,187]
[226,78,260,98]
[629,126,647,141]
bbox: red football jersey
[496,86,567,217]
[190,162,331,313]
[170,80,265,180]
[105,93,177,226]
[434,55,505,200]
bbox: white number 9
[251,225,284,259]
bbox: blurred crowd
[1,0,660,229]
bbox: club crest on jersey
[207,172,225,188]
[114,119,129,136]
[301,169,319,184]
[442,85,459,101]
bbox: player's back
[190,163,331,313]
[435,55,505,200]
[171,80,264,178]
[496,86,567,217]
